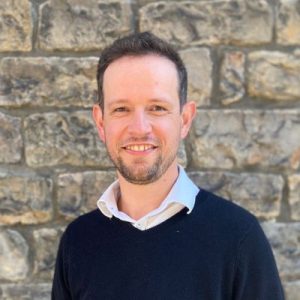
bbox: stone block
[288,174,300,221]
[277,0,300,45]
[24,111,112,167]
[0,57,98,108]
[284,281,300,300]
[0,0,32,51]
[248,51,300,101]
[0,174,52,225]
[0,112,22,163]
[0,283,51,300]
[262,222,300,280]
[38,0,133,51]
[33,228,64,280]
[140,0,273,46]
[189,110,300,170]
[189,172,283,219]
[220,51,245,105]
[58,171,116,219]
[0,229,29,281]
[180,48,212,106]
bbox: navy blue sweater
[52,189,284,299]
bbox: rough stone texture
[179,48,212,106]
[284,281,300,300]
[33,228,63,280]
[248,51,300,101]
[190,110,300,170]
[277,0,300,45]
[38,0,133,51]
[24,111,112,167]
[0,283,51,300]
[288,174,300,221]
[0,0,32,52]
[140,0,273,46]
[57,171,116,219]
[0,112,22,163]
[262,222,300,281]
[220,51,245,105]
[0,1,299,295]
[0,174,52,225]
[0,57,98,108]
[189,172,283,219]
[0,230,29,281]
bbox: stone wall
[0,0,299,299]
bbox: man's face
[93,54,195,184]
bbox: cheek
[104,122,124,144]
[154,119,181,142]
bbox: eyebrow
[148,98,173,104]
[107,97,174,107]
[106,99,130,109]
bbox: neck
[117,163,179,220]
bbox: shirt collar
[97,165,199,220]
[163,165,199,214]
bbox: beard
[106,144,178,185]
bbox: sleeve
[51,231,72,300]
[233,218,285,300]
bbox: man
[52,32,284,299]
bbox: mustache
[119,136,160,147]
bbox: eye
[113,106,129,113]
[150,105,167,112]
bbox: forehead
[104,54,178,85]
[102,54,179,104]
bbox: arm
[233,219,285,300]
[52,232,72,300]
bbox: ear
[180,101,196,139]
[92,104,106,143]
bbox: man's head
[97,31,187,111]
[93,32,195,185]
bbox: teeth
[125,144,154,152]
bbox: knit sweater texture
[52,189,284,300]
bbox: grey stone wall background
[0,0,299,299]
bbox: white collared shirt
[97,166,199,230]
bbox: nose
[127,109,151,136]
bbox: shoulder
[194,189,256,220]
[63,209,107,240]
[191,189,259,240]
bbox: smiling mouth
[122,144,157,152]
